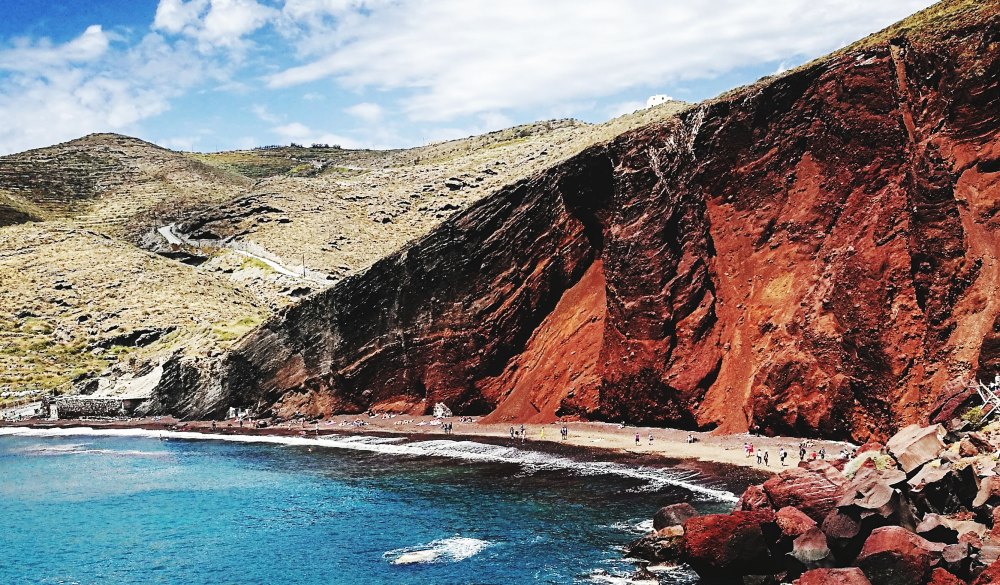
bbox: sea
[0,427,762,584]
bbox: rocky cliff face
[155,0,1000,442]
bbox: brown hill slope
[0,106,687,399]
[149,0,1000,442]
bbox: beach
[0,413,854,474]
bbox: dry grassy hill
[0,101,688,402]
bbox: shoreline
[0,414,853,474]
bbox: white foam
[0,427,737,502]
[384,536,490,565]
[582,569,659,585]
[606,518,655,534]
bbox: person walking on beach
[819,447,826,460]
[763,451,769,466]
[744,442,751,458]
[779,447,787,466]
[540,429,545,440]
[635,432,641,446]
[799,444,807,461]
[520,424,525,437]
[510,426,515,440]
[648,432,654,445]
[756,451,762,464]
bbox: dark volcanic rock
[653,502,698,530]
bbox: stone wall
[54,397,139,419]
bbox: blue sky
[0,0,937,155]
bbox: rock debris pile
[628,422,1000,584]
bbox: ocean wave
[383,537,490,565]
[605,518,654,534]
[13,442,169,458]
[0,427,737,502]
[582,565,698,585]
[581,569,658,585]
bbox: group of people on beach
[743,439,857,467]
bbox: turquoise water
[0,429,751,584]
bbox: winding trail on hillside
[157,223,317,281]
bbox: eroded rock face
[154,1,1000,441]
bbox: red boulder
[777,506,818,538]
[856,526,944,585]
[735,484,772,512]
[682,509,779,579]
[795,567,872,585]
[927,567,965,585]
[763,463,847,523]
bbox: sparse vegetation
[211,316,263,342]
[962,405,986,428]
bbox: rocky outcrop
[152,0,1000,442]
[628,423,1000,583]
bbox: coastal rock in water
[624,527,685,564]
[974,559,1000,584]
[653,502,698,530]
[795,567,872,585]
[886,425,946,474]
[763,463,847,523]
[855,526,944,585]
[682,509,780,579]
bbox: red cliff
[151,0,1000,442]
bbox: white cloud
[607,100,645,119]
[153,0,278,50]
[0,25,110,72]
[251,104,282,123]
[272,121,359,148]
[344,101,382,122]
[268,0,937,121]
[160,136,201,151]
[0,29,219,154]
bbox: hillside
[0,103,687,400]
[143,0,1000,443]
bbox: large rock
[624,526,685,564]
[927,567,965,585]
[777,506,818,538]
[886,425,946,474]
[736,484,772,512]
[917,513,985,544]
[795,567,871,585]
[856,526,944,585]
[682,509,779,579]
[790,527,833,568]
[653,502,698,530]
[974,559,1000,584]
[763,463,847,523]
[975,476,1000,510]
